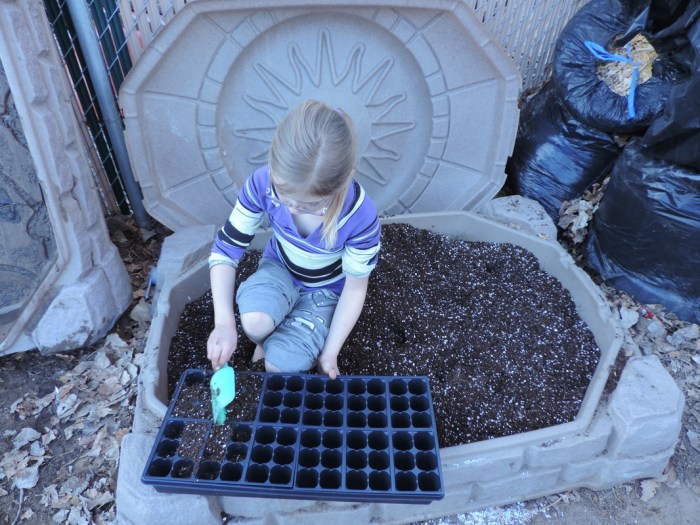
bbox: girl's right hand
[207,325,238,370]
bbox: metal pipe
[65,0,152,229]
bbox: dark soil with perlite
[172,371,263,421]
[168,223,600,448]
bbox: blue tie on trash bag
[584,40,640,119]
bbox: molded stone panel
[0,68,56,343]
[120,0,521,232]
[608,356,685,458]
[0,0,131,355]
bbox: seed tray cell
[142,370,444,503]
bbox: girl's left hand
[318,353,339,380]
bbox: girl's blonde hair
[269,100,357,248]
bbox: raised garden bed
[168,223,600,448]
[121,211,654,525]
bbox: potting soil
[168,223,599,448]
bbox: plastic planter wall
[115,212,683,524]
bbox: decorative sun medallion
[216,14,431,212]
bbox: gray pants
[236,258,339,372]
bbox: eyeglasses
[267,182,332,216]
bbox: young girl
[207,100,381,379]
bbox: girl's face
[268,181,332,216]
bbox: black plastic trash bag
[506,83,621,221]
[615,0,700,50]
[553,0,680,133]
[585,140,700,323]
[642,17,700,169]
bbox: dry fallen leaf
[662,463,680,488]
[13,459,43,490]
[639,479,660,502]
[97,381,123,397]
[129,298,152,324]
[115,427,130,446]
[56,393,81,419]
[557,180,608,245]
[104,333,128,349]
[93,351,111,370]
[29,440,45,457]
[561,490,580,504]
[12,427,41,449]
[1,449,29,479]
[687,430,700,453]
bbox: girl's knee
[240,311,275,341]
[264,360,283,373]
[263,335,317,374]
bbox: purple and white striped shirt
[210,165,381,294]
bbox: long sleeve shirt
[209,165,381,295]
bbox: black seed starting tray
[142,369,444,503]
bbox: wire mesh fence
[43,0,133,214]
[43,0,589,215]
